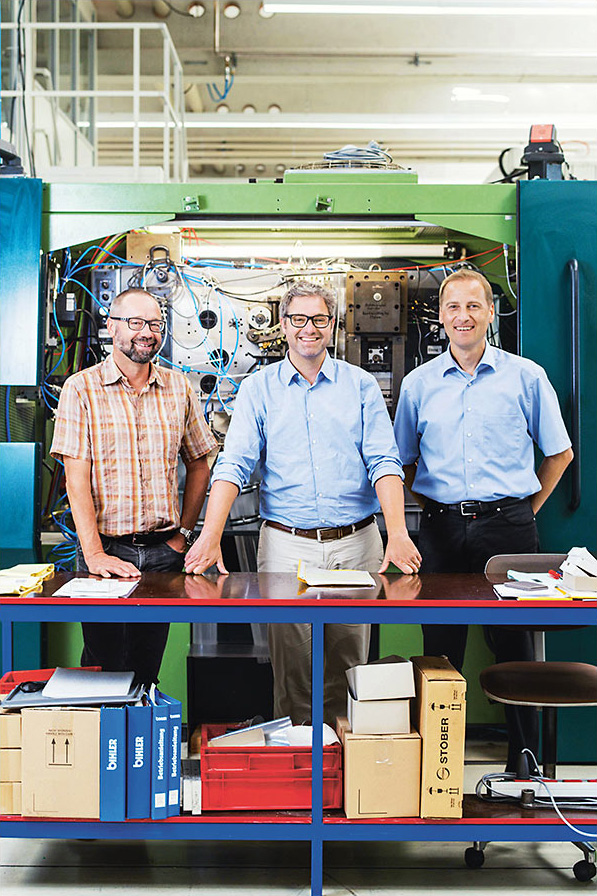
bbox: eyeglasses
[109,316,166,334]
[284,313,333,329]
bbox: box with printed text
[411,656,467,819]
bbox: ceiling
[18,0,597,180]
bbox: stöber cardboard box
[21,707,100,818]
[0,712,22,748]
[347,692,411,735]
[0,747,21,782]
[337,716,421,819]
[346,655,415,701]
[411,656,466,819]
[0,782,21,815]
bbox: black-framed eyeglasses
[284,313,333,329]
[109,316,166,334]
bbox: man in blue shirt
[185,280,421,725]
[394,268,573,771]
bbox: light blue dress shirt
[394,343,571,504]
[212,354,403,528]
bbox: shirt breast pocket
[482,414,524,457]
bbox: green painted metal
[42,181,516,252]
[419,214,515,246]
[283,170,419,184]
[518,178,597,763]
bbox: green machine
[2,171,595,750]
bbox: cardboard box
[21,708,100,818]
[0,782,21,815]
[411,656,466,819]
[337,716,421,819]
[347,692,411,735]
[0,748,21,782]
[346,655,415,701]
[0,713,22,748]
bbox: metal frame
[0,20,186,180]
[1,584,595,896]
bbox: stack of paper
[297,560,375,588]
[0,563,54,595]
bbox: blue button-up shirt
[212,354,403,528]
[394,343,571,504]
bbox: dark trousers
[77,535,185,686]
[419,497,540,772]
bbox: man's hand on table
[379,530,422,575]
[184,531,229,576]
[84,551,141,578]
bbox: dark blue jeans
[419,497,540,772]
[77,535,185,686]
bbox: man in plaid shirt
[51,288,216,685]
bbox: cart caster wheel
[464,847,485,869]
[573,860,596,882]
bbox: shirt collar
[280,352,335,386]
[441,341,497,377]
[100,354,164,388]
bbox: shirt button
[467,407,472,411]
[466,432,472,437]
[312,439,316,444]
[314,466,319,470]
[468,458,473,463]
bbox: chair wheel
[573,860,596,882]
[464,846,485,869]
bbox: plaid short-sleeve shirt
[50,355,217,536]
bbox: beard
[114,333,160,364]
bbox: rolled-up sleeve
[211,376,264,490]
[50,378,90,462]
[529,368,572,457]
[360,375,403,485]
[180,381,218,462]
[394,383,420,465]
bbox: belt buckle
[131,533,146,546]
[460,501,481,517]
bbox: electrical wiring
[476,747,597,839]
[323,141,392,166]
[502,243,518,301]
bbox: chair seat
[480,661,597,708]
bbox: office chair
[465,553,597,881]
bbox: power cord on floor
[475,748,597,839]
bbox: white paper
[297,561,375,587]
[52,577,139,598]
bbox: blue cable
[59,276,104,309]
[323,140,392,165]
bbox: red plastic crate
[0,667,102,694]
[201,723,343,811]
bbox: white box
[346,655,415,701]
[347,692,411,735]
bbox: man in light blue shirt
[394,267,572,771]
[186,280,420,724]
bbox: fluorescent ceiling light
[82,113,597,131]
[262,0,596,14]
[451,87,510,104]
[182,242,447,259]
[170,218,438,231]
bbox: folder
[126,701,152,819]
[155,690,182,817]
[99,705,127,821]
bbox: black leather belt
[106,528,178,546]
[265,515,375,542]
[426,497,527,518]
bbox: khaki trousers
[257,520,384,726]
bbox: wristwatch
[179,527,196,547]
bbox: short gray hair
[279,280,337,319]
[109,288,162,317]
